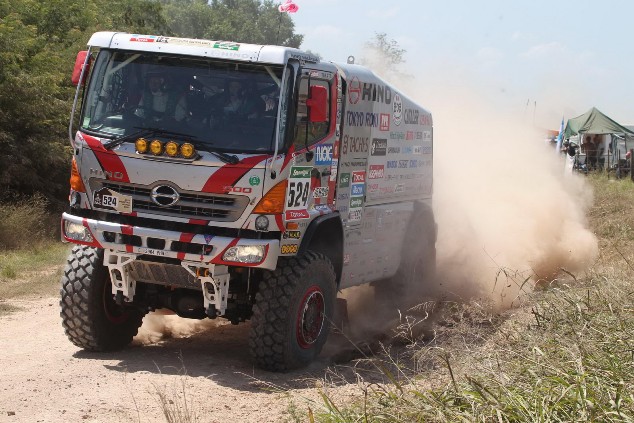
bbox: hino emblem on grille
[150,185,180,207]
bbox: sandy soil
[0,297,371,423]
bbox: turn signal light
[253,180,287,214]
[69,157,86,192]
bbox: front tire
[60,246,144,351]
[249,251,336,372]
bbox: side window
[292,76,330,150]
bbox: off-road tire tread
[249,250,336,372]
[60,245,143,351]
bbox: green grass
[308,174,634,422]
[0,241,71,306]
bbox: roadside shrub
[0,194,58,249]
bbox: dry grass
[310,173,634,422]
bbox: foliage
[359,32,408,78]
[0,0,302,202]
[161,0,302,47]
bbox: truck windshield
[80,49,284,153]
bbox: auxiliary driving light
[255,215,269,231]
[64,220,93,243]
[135,138,148,153]
[165,141,179,157]
[180,143,195,159]
[150,139,164,155]
[222,245,265,264]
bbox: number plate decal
[93,187,133,213]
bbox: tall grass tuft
[0,194,58,250]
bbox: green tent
[563,107,634,138]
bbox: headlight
[222,245,265,263]
[64,221,93,243]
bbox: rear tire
[60,246,144,351]
[375,202,436,306]
[249,251,336,372]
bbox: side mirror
[72,51,92,86]
[305,85,328,123]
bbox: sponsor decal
[130,35,157,43]
[313,186,329,198]
[350,196,364,208]
[406,131,414,141]
[395,184,405,193]
[404,109,419,125]
[370,138,387,156]
[315,144,333,165]
[285,209,310,220]
[379,113,390,131]
[352,171,366,183]
[289,166,312,179]
[390,131,405,140]
[367,183,379,193]
[398,160,408,168]
[413,145,423,155]
[283,230,301,239]
[419,114,433,126]
[348,76,361,104]
[387,146,401,154]
[368,165,385,179]
[423,131,432,141]
[281,244,299,254]
[339,173,350,188]
[348,209,362,222]
[362,83,392,104]
[387,160,397,169]
[416,131,423,140]
[337,192,349,200]
[329,158,339,181]
[213,41,240,50]
[351,183,365,196]
[204,234,214,244]
[393,94,403,126]
[314,204,332,213]
[248,176,261,186]
[341,135,369,155]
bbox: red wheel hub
[296,286,325,349]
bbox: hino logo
[89,168,124,180]
[151,185,180,207]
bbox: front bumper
[61,212,279,269]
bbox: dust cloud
[363,46,599,311]
[135,310,221,345]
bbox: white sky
[290,0,633,129]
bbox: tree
[360,32,409,79]
[162,0,303,47]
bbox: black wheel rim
[296,286,325,349]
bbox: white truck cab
[60,32,435,371]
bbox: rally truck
[61,31,435,371]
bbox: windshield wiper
[103,128,153,150]
[203,149,240,165]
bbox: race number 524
[287,181,310,209]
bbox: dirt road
[0,297,365,423]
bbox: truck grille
[90,180,250,222]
